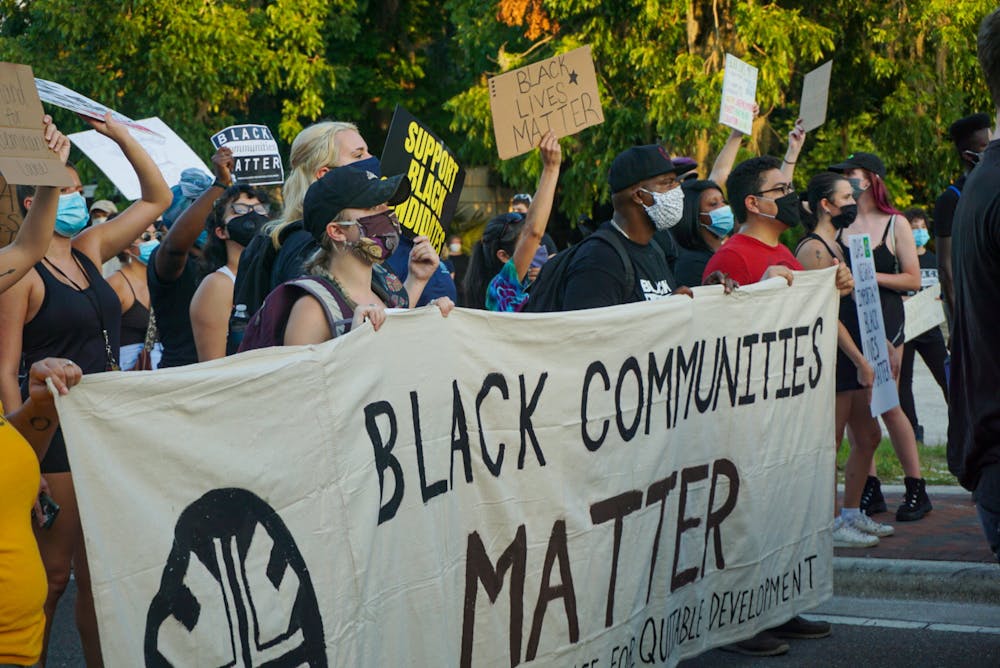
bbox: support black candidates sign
[211,124,285,186]
[380,106,464,254]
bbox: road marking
[804,613,1000,635]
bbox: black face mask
[830,203,858,230]
[760,191,802,228]
[226,212,269,247]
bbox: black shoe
[771,615,833,639]
[720,631,790,656]
[860,475,888,516]
[897,476,933,521]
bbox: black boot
[896,476,933,521]
[860,475,888,515]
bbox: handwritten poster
[719,54,758,135]
[380,106,464,253]
[210,124,284,186]
[799,61,833,133]
[489,45,604,160]
[0,63,73,187]
[848,234,900,416]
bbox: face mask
[225,212,268,247]
[758,191,802,228]
[350,155,381,177]
[137,239,159,265]
[963,150,982,166]
[345,211,400,263]
[699,205,735,238]
[640,186,684,230]
[91,216,107,226]
[847,177,867,200]
[829,203,858,230]
[449,242,462,254]
[913,228,930,247]
[530,245,549,270]
[55,192,89,237]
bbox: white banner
[903,283,945,342]
[848,234,900,416]
[57,269,839,667]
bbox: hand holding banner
[0,63,74,187]
[719,54,758,135]
[489,45,604,160]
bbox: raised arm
[709,104,758,189]
[512,132,561,281]
[779,119,806,183]
[154,148,233,283]
[0,116,70,293]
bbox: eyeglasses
[229,202,271,216]
[755,183,795,197]
[140,231,163,242]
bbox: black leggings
[899,326,949,432]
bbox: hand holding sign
[719,54,758,135]
[210,124,284,186]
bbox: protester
[829,152,931,521]
[0,358,82,668]
[88,199,117,227]
[510,190,559,256]
[948,7,1000,562]
[933,112,992,326]
[796,172,892,547]
[384,233,458,308]
[464,132,561,311]
[191,185,271,360]
[898,208,948,442]
[670,180,732,286]
[149,148,234,367]
[447,234,469,297]
[0,112,171,666]
[107,223,163,370]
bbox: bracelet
[212,179,230,189]
[782,158,796,165]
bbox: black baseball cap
[303,166,410,242]
[608,144,695,193]
[829,152,886,179]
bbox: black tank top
[796,232,862,340]
[22,249,123,375]
[837,216,906,345]
[119,272,150,346]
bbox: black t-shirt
[948,139,1000,490]
[652,228,680,271]
[562,221,676,310]
[147,247,199,368]
[673,247,714,288]
[918,250,938,290]
[933,173,966,238]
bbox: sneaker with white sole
[832,517,879,548]
[849,513,894,537]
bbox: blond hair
[268,121,359,247]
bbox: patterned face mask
[640,186,684,230]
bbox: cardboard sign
[489,45,604,160]
[70,117,211,201]
[0,63,73,187]
[210,124,284,186]
[0,174,24,248]
[799,61,833,133]
[719,54,758,135]
[34,77,157,135]
[903,283,945,341]
[848,234,900,416]
[59,268,838,667]
[380,106,465,253]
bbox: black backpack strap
[591,227,635,297]
[287,277,354,339]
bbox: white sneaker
[849,513,895,537]
[833,517,879,548]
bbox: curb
[833,557,1000,604]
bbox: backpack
[229,222,306,350]
[238,276,354,352]
[522,226,635,312]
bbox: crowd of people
[2,8,999,666]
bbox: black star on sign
[569,70,578,84]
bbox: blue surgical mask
[137,239,160,264]
[350,155,381,177]
[913,228,930,247]
[700,205,735,238]
[55,192,89,237]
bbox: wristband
[212,179,231,189]
[782,158,796,165]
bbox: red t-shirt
[702,233,803,286]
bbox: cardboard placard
[70,117,211,201]
[799,61,833,133]
[488,45,604,160]
[34,77,158,135]
[210,124,284,186]
[0,63,73,187]
[903,283,945,342]
[380,106,465,253]
[719,54,758,135]
[848,234,900,416]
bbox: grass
[836,438,957,485]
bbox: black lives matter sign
[211,124,285,186]
[380,106,464,254]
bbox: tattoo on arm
[29,416,52,431]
